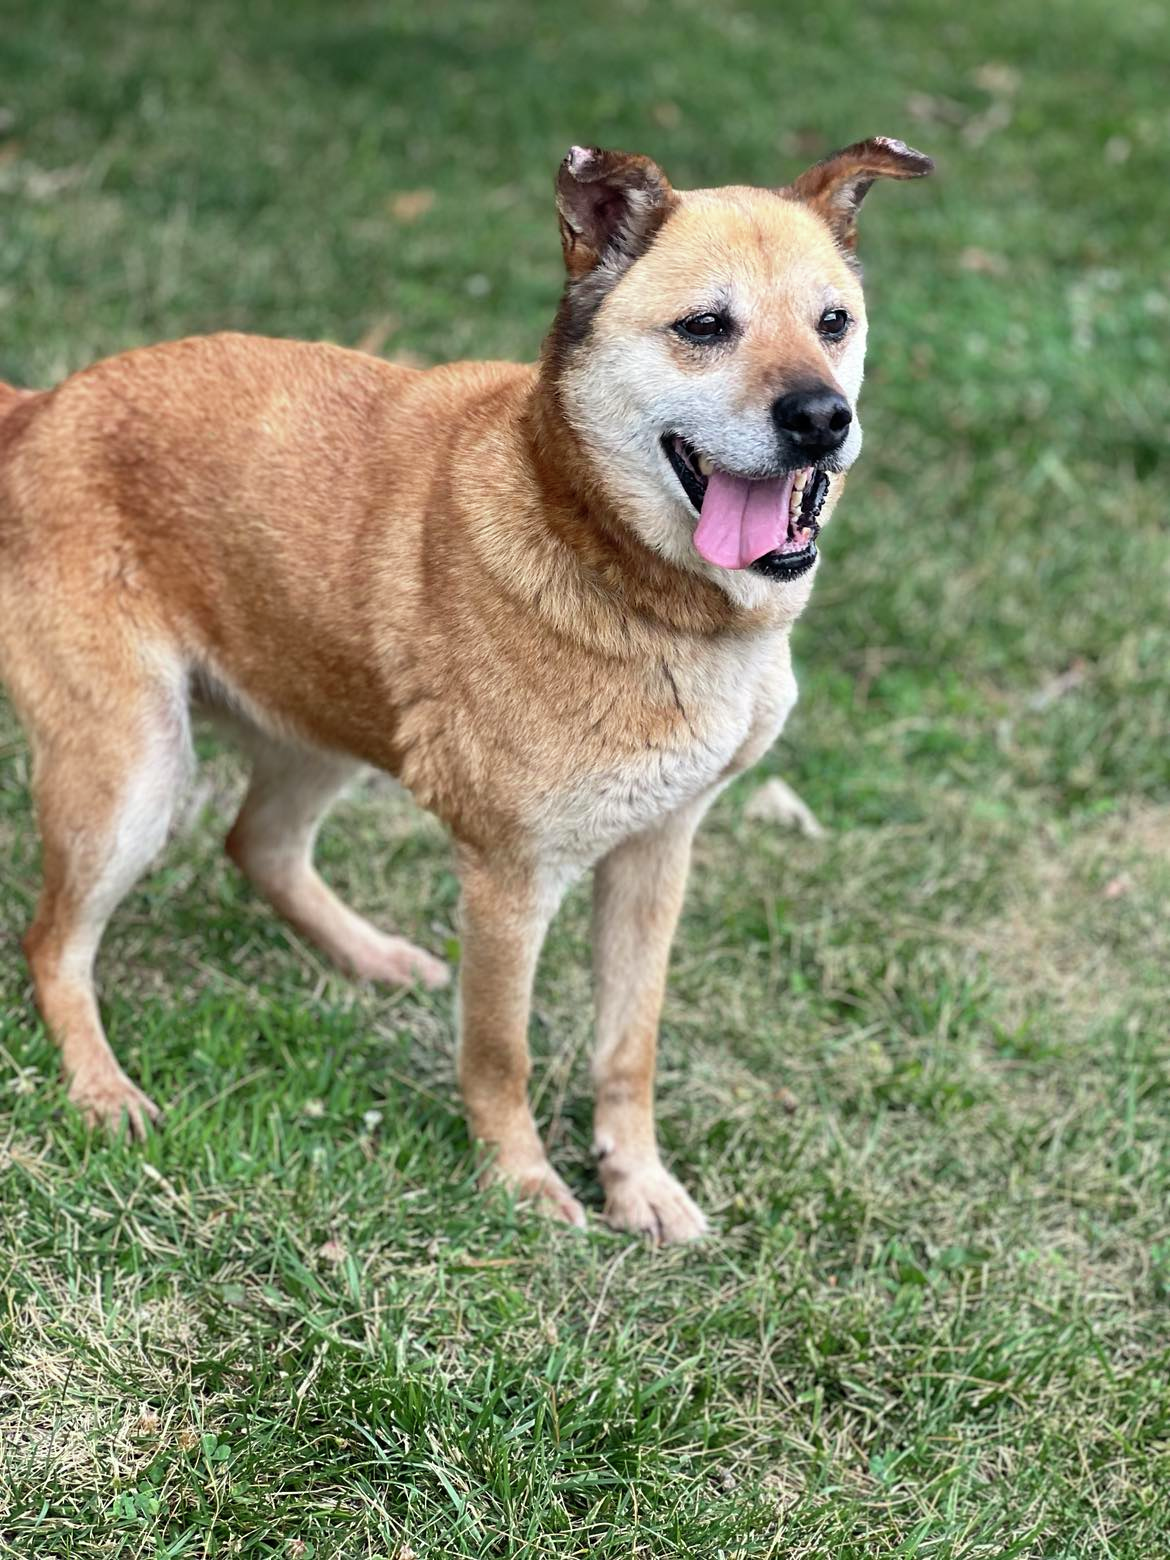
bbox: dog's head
[547,138,932,608]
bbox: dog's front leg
[592,803,710,1243]
[457,856,586,1228]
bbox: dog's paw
[68,1066,161,1141]
[602,1159,708,1245]
[483,1156,588,1231]
[352,935,451,991]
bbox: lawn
[1,0,1168,1554]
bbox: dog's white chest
[538,633,796,867]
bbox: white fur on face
[558,192,869,609]
[560,340,801,613]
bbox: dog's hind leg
[225,734,449,990]
[21,675,191,1138]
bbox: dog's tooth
[696,454,713,476]
[793,470,808,491]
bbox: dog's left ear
[784,136,933,255]
[556,146,675,279]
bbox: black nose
[771,387,852,457]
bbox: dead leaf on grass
[388,189,435,223]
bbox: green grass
[1,0,1169,1554]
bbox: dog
[0,136,931,1242]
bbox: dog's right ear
[556,146,675,279]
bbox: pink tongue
[693,469,797,570]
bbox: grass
[1,0,1168,1553]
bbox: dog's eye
[818,308,850,338]
[675,312,731,343]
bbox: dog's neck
[516,362,777,647]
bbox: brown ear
[556,145,675,278]
[784,136,933,254]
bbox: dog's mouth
[662,434,830,580]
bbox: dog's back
[0,333,538,772]
[0,379,41,469]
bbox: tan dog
[0,137,930,1242]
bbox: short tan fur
[0,137,930,1240]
